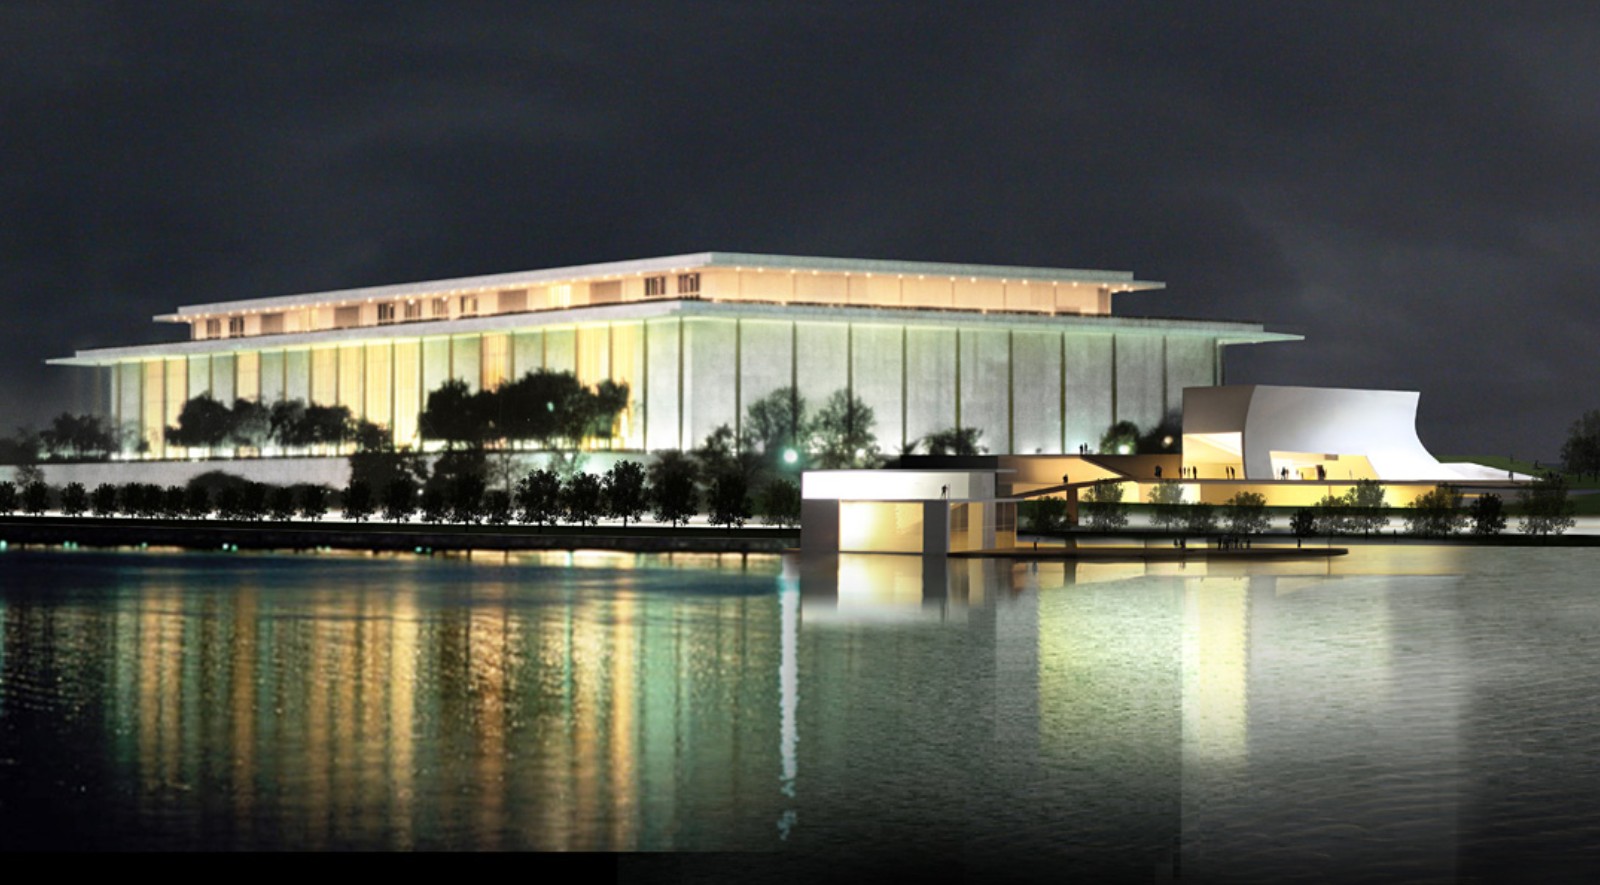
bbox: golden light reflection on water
[0,543,1506,855]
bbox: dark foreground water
[2,544,1600,879]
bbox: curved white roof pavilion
[1183,385,1519,483]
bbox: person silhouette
[1154,465,1162,479]
[940,484,949,499]
[1280,467,1289,480]
[1316,464,1326,481]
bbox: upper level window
[677,273,700,296]
[644,276,667,297]
[204,318,221,338]
[459,295,479,316]
[228,316,245,336]
[404,301,422,321]
[431,297,449,318]
[378,303,397,324]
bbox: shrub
[0,480,17,515]
[60,482,88,516]
[90,483,118,517]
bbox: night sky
[4,2,1597,459]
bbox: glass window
[378,303,397,324]
[677,273,700,295]
[644,276,667,297]
[404,301,422,321]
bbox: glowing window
[677,273,700,295]
[378,303,397,324]
[644,276,667,297]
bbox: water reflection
[3,545,1600,877]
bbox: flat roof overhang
[153,251,1166,321]
[53,299,1301,367]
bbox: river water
[1,544,1598,879]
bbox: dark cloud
[3,1,1598,457]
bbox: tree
[383,477,418,522]
[0,481,18,515]
[229,399,271,450]
[693,424,742,479]
[1081,480,1128,530]
[419,488,449,524]
[1147,480,1186,530]
[603,460,649,526]
[515,469,564,526]
[215,486,244,520]
[1405,484,1467,537]
[159,485,186,519]
[921,426,985,456]
[1518,473,1576,536]
[1222,491,1270,535]
[269,399,310,448]
[1344,480,1389,535]
[166,395,234,450]
[811,389,880,469]
[707,471,752,528]
[649,450,700,527]
[1098,420,1140,455]
[302,404,355,449]
[40,413,118,460]
[744,387,809,460]
[1019,496,1069,533]
[1313,493,1350,535]
[1290,508,1317,543]
[1470,493,1507,535]
[184,484,212,519]
[562,472,604,526]
[21,481,49,515]
[298,485,330,520]
[267,486,298,521]
[90,483,118,517]
[482,490,513,525]
[239,483,269,521]
[447,471,487,524]
[757,478,802,528]
[419,379,489,449]
[342,480,374,522]
[1561,410,1600,480]
[1183,502,1217,534]
[60,482,88,516]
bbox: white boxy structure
[49,252,1296,460]
[801,470,1017,556]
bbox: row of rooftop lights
[180,270,1133,319]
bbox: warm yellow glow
[393,341,420,447]
[839,501,924,552]
[338,344,364,417]
[1183,578,1250,767]
[311,347,338,406]
[235,352,260,402]
[480,333,509,390]
[365,344,392,429]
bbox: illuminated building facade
[50,252,1297,458]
